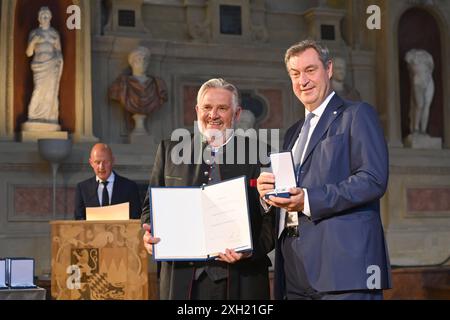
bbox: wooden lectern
[50,220,148,300]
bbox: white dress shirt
[275,91,335,237]
[96,172,115,206]
[292,91,335,217]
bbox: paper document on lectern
[86,202,129,221]
[150,176,252,261]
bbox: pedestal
[404,133,442,149]
[22,121,61,132]
[21,131,68,142]
[131,114,148,136]
[129,132,157,147]
[129,114,157,146]
[21,121,68,142]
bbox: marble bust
[23,6,63,131]
[405,49,435,135]
[109,46,168,138]
[331,57,361,101]
[109,46,168,116]
[236,109,256,130]
[235,109,257,139]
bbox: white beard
[198,119,235,146]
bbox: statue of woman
[405,49,435,135]
[25,7,63,128]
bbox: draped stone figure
[109,46,168,136]
[236,109,256,131]
[235,109,257,139]
[23,7,63,131]
[405,49,435,135]
[404,49,441,149]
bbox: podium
[50,220,148,300]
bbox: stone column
[350,50,376,107]
[0,0,14,141]
[375,1,403,147]
[73,0,98,143]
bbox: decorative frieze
[406,187,450,217]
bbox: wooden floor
[40,266,450,300]
[268,266,450,300]
[136,267,450,300]
[384,266,450,300]
[148,272,159,300]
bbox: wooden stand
[50,220,148,300]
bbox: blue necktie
[293,112,315,175]
[282,112,315,235]
[101,181,109,206]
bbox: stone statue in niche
[236,109,256,131]
[405,49,434,135]
[22,6,64,132]
[404,49,440,149]
[236,109,259,139]
[109,46,168,137]
[331,57,361,101]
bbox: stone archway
[398,7,443,141]
[13,0,76,134]
[0,0,97,142]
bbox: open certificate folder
[149,176,252,261]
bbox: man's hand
[216,249,252,264]
[265,187,305,212]
[257,172,276,201]
[142,223,160,255]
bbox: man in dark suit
[257,40,391,300]
[74,143,141,220]
[141,78,275,300]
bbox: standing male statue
[23,6,63,131]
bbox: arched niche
[14,0,76,133]
[241,90,268,128]
[398,7,443,140]
[0,0,97,142]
